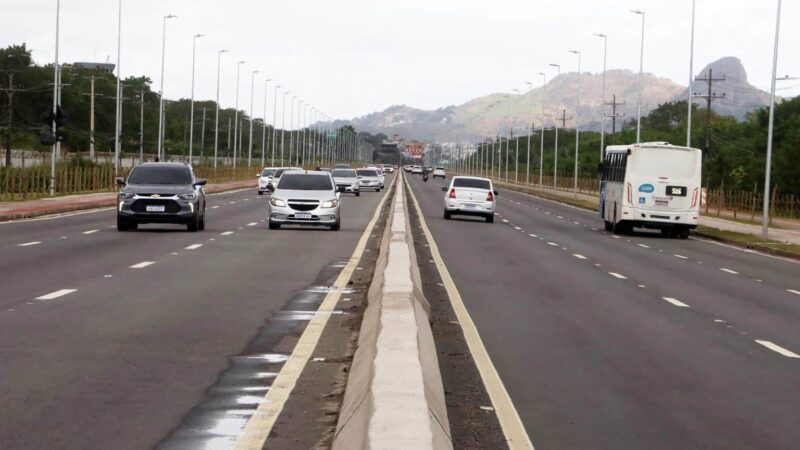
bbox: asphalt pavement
[0,181,389,449]
[407,173,800,450]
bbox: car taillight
[627,183,633,204]
[448,188,456,199]
[691,188,699,208]
[486,191,494,202]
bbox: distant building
[72,62,116,74]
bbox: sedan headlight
[118,192,135,200]
[178,192,198,200]
[321,199,339,208]
[270,197,286,207]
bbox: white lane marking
[185,244,203,250]
[514,226,522,230]
[573,221,580,225]
[547,242,559,246]
[502,219,509,223]
[786,289,800,296]
[130,261,155,269]
[755,340,800,358]
[609,272,627,279]
[720,268,739,275]
[662,297,690,308]
[674,254,688,259]
[36,289,77,300]
[18,241,42,247]
[573,254,587,260]
[557,215,563,219]
[221,231,234,235]
[638,243,650,249]
[247,222,258,226]
[529,234,538,238]
[82,229,99,234]
[211,205,220,209]
[612,235,621,239]
[590,227,598,231]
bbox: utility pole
[694,68,725,160]
[139,89,144,162]
[2,72,16,167]
[604,95,626,147]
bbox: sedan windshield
[278,174,333,190]
[452,178,491,189]
[332,169,357,178]
[261,169,276,177]
[128,166,192,185]
[357,169,379,177]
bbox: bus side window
[620,153,628,182]
[611,154,619,182]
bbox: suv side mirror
[194,178,207,186]
[115,177,126,186]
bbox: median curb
[332,175,452,450]
[0,179,256,222]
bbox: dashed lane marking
[609,272,627,279]
[130,261,155,269]
[528,234,538,238]
[36,289,77,300]
[547,242,559,246]
[755,340,800,358]
[247,222,258,226]
[720,268,739,275]
[638,243,650,249]
[787,289,800,296]
[221,231,234,235]
[662,297,690,308]
[83,229,100,234]
[573,254,587,260]
[18,241,42,247]
[211,205,220,209]
[185,244,203,250]
[674,254,688,259]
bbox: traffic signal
[39,106,68,145]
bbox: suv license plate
[146,205,165,212]
[295,213,312,219]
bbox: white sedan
[442,176,497,223]
[411,166,423,174]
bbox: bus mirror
[597,162,605,176]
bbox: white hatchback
[442,176,497,223]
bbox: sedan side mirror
[256,173,261,178]
[115,177,126,186]
[493,190,499,196]
[441,186,447,192]
[194,178,207,186]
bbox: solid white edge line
[231,172,395,449]
[755,340,800,358]
[130,261,155,269]
[18,241,42,247]
[404,175,535,450]
[36,288,77,300]
[661,297,690,308]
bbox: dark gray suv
[116,163,207,232]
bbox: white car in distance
[442,176,497,223]
[432,167,446,179]
[257,167,277,195]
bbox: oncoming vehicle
[116,162,207,232]
[356,168,383,191]
[599,142,702,238]
[331,169,361,196]
[432,167,446,179]
[442,176,497,223]
[269,167,302,191]
[257,167,277,195]
[268,171,341,230]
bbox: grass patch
[696,225,800,257]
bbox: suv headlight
[119,192,135,200]
[178,192,198,200]
[270,197,286,207]
[321,199,338,208]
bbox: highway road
[406,173,800,450]
[0,182,390,449]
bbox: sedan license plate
[146,205,165,212]
[295,212,312,219]
[464,204,477,209]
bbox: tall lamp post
[213,49,228,169]
[232,60,246,169]
[538,72,547,186]
[762,0,783,239]
[594,33,608,160]
[549,63,560,189]
[49,0,61,195]
[271,84,281,166]
[248,69,259,166]
[280,91,289,165]
[569,49,581,197]
[188,33,204,165]
[261,78,271,167]
[525,81,534,185]
[631,9,645,143]
[156,14,177,159]
[687,0,696,148]
[114,0,122,174]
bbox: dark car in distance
[116,163,207,232]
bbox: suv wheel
[443,209,452,220]
[198,214,206,231]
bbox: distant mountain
[330,57,773,142]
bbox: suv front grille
[131,199,181,213]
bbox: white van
[599,142,702,238]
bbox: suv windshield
[261,169,276,177]
[332,169,357,178]
[357,169,378,177]
[453,178,491,189]
[128,166,192,185]
[278,174,333,190]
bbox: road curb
[332,174,452,450]
[0,179,256,222]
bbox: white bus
[599,142,702,238]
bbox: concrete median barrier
[333,174,452,450]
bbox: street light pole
[525,81,534,185]
[762,0,782,240]
[261,78,271,168]
[631,9,645,143]
[549,64,560,190]
[569,49,581,197]
[687,0,696,147]
[157,14,177,159]
[188,33,204,166]
[594,33,608,159]
[213,49,228,169]
[49,0,61,195]
[232,61,245,169]
[538,72,546,186]
[289,96,297,164]
[248,69,259,167]
[271,84,281,166]
[114,0,122,175]
[280,91,289,165]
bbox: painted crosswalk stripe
[609,272,627,279]
[36,289,77,300]
[662,297,690,307]
[18,241,42,247]
[720,268,739,275]
[130,261,155,269]
[755,340,800,358]
[83,229,99,235]
[185,244,203,250]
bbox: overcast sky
[3,0,798,124]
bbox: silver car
[442,176,497,223]
[268,171,341,230]
[356,168,383,191]
[331,169,361,196]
